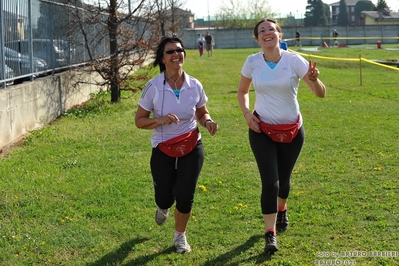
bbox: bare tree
[153,0,187,37]
[213,0,274,28]
[62,0,159,102]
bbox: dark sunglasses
[164,48,185,54]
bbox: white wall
[0,70,102,150]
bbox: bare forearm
[238,91,250,115]
[309,79,326,98]
[135,117,163,130]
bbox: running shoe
[155,207,169,225]
[173,234,191,253]
[276,209,288,232]
[264,231,278,253]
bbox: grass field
[0,46,398,265]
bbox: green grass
[0,46,398,265]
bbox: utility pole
[207,0,210,29]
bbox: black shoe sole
[276,226,288,233]
[265,245,278,255]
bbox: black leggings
[249,127,304,214]
[150,139,204,214]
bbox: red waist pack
[255,111,300,143]
[157,128,199,157]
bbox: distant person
[197,34,205,56]
[237,18,326,255]
[333,29,339,46]
[204,31,215,57]
[135,36,218,253]
[280,41,288,51]
[295,30,301,46]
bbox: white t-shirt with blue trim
[139,72,208,147]
[241,50,308,126]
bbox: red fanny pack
[157,128,199,157]
[255,111,300,143]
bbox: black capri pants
[150,139,205,214]
[249,127,305,214]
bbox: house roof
[170,7,194,16]
[329,0,359,7]
[361,10,399,20]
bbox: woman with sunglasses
[135,37,218,253]
[237,19,326,254]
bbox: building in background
[361,9,399,25]
[330,0,359,26]
[166,7,195,29]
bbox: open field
[0,46,398,265]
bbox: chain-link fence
[0,0,108,87]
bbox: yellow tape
[362,58,399,71]
[288,49,399,71]
[284,36,399,41]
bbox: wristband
[204,119,213,127]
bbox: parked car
[54,39,75,58]
[0,64,15,85]
[4,46,47,79]
[5,39,67,69]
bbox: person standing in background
[333,29,339,46]
[237,18,326,255]
[295,30,301,46]
[197,34,205,56]
[204,31,215,57]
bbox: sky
[184,0,399,19]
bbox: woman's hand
[205,120,218,136]
[306,60,319,81]
[244,112,261,133]
[160,113,179,125]
[303,60,326,98]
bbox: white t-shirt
[139,72,208,147]
[197,37,205,46]
[241,50,308,126]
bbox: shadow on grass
[203,234,274,266]
[87,237,150,266]
[87,237,178,266]
[87,235,275,265]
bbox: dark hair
[153,37,186,72]
[253,18,282,40]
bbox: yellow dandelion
[199,185,207,192]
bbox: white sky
[183,0,399,19]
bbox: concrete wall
[182,25,399,49]
[0,70,102,150]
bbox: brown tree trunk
[108,0,120,102]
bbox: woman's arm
[237,75,261,133]
[196,105,218,136]
[303,60,326,98]
[135,105,179,129]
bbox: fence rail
[0,0,108,88]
